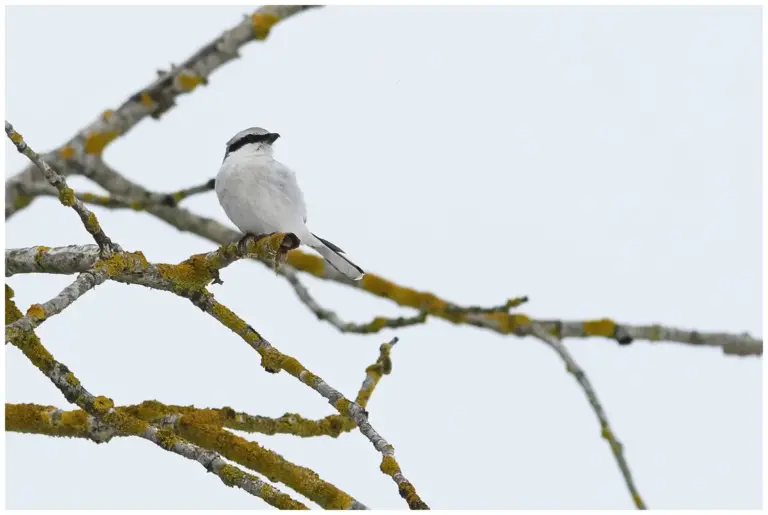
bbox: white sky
[4,5,763,510]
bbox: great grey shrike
[215,127,365,281]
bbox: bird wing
[272,160,308,224]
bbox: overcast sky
[4,5,762,510]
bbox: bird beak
[266,133,280,144]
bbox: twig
[283,268,428,333]
[530,323,646,510]
[14,179,215,211]
[5,270,109,342]
[159,178,216,206]
[5,285,307,510]
[444,296,529,314]
[5,121,120,256]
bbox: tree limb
[5,285,308,510]
[5,121,120,256]
[530,323,646,509]
[7,243,760,356]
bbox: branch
[5,270,109,342]
[283,268,428,334]
[5,121,120,256]
[13,178,215,211]
[4,234,296,341]
[530,323,646,509]
[5,6,318,218]
[5,285,307,509]
[6,402,368,510]
[7,337,398,446]
[5,242,429,509]
[8,240,760,356]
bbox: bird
[215,127,365,281]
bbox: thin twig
[530,323,646,510]
[5,121,120,256]
[14,179,215,211]
[5,270,109,342]
[283,268,428,333]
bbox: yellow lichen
[156,255,215,291]
[85,212,100,233]
[58,187,76,207]
[101,110,114,121]
[176,72,203,91]
[139,91,156,107]
[286,250,325,276]
[26,304,46,321]
[366,317,388,332]
[6,285,18,324]
[356,384,376,408]
[92,396,114,414]
[13,195,33,210]
[361,274,450,315]
[251,12,280,39]
[129,400,169,422]
[58,146,74,159]
[380,455,400,476]
[83,130,119,155]
[258,347,285,373]
[210,302,255,340]
[583,318,617,337]
[9,130,24,145]
[508,313,532,331]
[155,428,180,449]
[57,409,91,437]
[5,404,55,436]
[64,371,81,388]
[95,251,149,277]
[34,246,51,268]
[334,398,350,415]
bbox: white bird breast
[216,153,309,239]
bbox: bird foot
[237,232,295,275]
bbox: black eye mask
[225,132,280,155]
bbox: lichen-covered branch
[160,178,217,206]
[5,6,318,218]
[283,268,428,334]
[5,285,307,510]
[444,295,529,314]
[530,323,646,510]
[5,121,120,256]
[5,269,109,342]
[161,411,368,509]
[8,241,760,356]
[6,334,398,446]
[6,402,368,510]
[5,242,428,509]
[13,179,215,211]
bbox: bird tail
[307,233,364,281]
